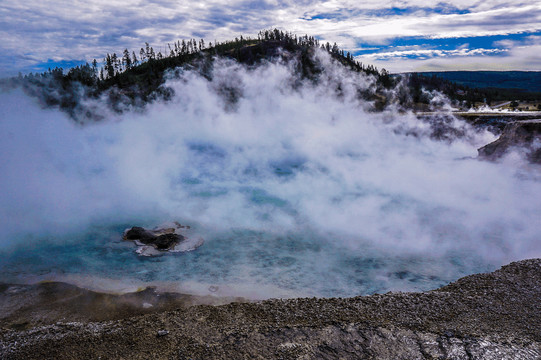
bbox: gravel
[1,259,540,359]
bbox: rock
[124,226,184,248]
[152,233,181,250]
[123,222,203,256]
[124,227,156,244]
[478,120,541,163]
[157,330,169,337]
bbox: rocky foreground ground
[1,259,540,359]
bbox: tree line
[0,29,410,119]
[76,28,390,84]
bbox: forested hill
[0,29,393,121]
[4,29,540,119]
[96,29,391,95]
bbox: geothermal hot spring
[1,58,540,299]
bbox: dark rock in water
[124,227,160,244]
[124,226,184,249]
[478,120,541,163]
[123,223,203,256]
[153,233,181,250]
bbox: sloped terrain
[1,259,540,359]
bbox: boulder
[124,226,184,249]
[478,120,541,163]
[124,227,163,244]
[123,222,202,256]
[152,233,181,250]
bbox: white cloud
[367,35,541,72]
[299,4,541,42]
[0,0,540,74]
[362,47,507,60]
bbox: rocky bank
[1,259,540,359]
[478,120,541,163]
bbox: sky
[1,0,540,76]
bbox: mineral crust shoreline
[1,259,540,359]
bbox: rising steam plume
[0,50,540,298]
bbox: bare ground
[1,259,540,359]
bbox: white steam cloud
[1,53,540,297]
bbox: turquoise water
[0,223,493,298]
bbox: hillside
[3,30,541,118]
[0,29,393,122]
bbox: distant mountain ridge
[414,71,541,93]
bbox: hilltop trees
[5,28,404,122]
[14,28,391,90]
[65,62,98,86]
[122,49,132,71]
[93,28,381,85]
[132,51,138,67]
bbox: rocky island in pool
[1,258,540,359]
[123,222,204,256]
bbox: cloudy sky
[1,0,540,76]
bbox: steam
[1,52,540,297]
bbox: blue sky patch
[352,31,541,60]
[26,59,88,74]
[305,4,470,21]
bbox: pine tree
[111,53,120,74]
[181,40,187,54]
[140,48,146,62]
[105,54,114,78]
[145,42,151,59]
[91,59,98,78]
[122,49,132,70]
[132,51,138,66]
